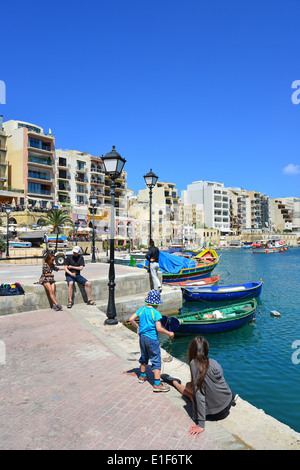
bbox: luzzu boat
[136,249,219,283]
[160,299,257,335]
[181,281,263,302]
[164,275,220,287]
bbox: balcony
[28,156,53,167]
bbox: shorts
[139,335,161,370]
[65,274,88,285]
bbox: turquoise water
[160,248,300,433]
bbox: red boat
[164,275,220,287]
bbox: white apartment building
[181,181,230,234]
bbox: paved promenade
[1,260,300,452]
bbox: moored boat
[160,299,257,335]
[136,248,219,283]
[252,238,288,253]
[164,275,220,288]
[181,281,263,302]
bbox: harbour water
[160,247,300,433]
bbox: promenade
[1,259,300,452]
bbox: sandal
[67,301,73,308]
[87,300,96,305]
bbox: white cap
[72,246,80,253]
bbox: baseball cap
[72,246,80,253]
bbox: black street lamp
[74,220,79,245]
[102,146,126,325]
[89,193,97,263]
[143,169,158,242]
[5,205,11,258]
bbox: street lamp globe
[90,193,98,207]
[143,169,158,189]
[102,145,126,179]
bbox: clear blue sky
[1,0,300,198]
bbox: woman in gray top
[161,336,237,435]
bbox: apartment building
[137,181,181,246]
[55,148,128,236]
[181,181,230,234]
[246,191,270,231]
[270,197,300,232]
[228,188,248,234]
[0,115,10,204]
[3,119,55,208]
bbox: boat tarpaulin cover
[137,251,197,274]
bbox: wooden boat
[162,249,219,283]
[136,248,219,283]
[182,281,263,302]
[164,275,220,288]
[160,299,257,335]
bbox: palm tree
[40,209,73,252]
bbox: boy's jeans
[139,335,161,370]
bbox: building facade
[181,180,230,234]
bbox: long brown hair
[188,336,210,395]
[44,253,55,266]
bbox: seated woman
[161,336,238,435]
[39,253,64,311]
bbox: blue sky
[1,0,300,198]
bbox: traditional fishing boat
[181,281,263,302]
[136,248,219,283]
[160,299,257,335]
[164,275,220,288]
[252,238,288,253]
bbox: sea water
[159,247,300,433]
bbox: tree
[40,209,73,252]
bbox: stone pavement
[1,261,300,452]
[0,305,224,452]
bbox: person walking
[161,336,238,435]
[39,253,64,311]
[129,290,174,392]
[145,239,162,292]
[64,246,96,308]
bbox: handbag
[0,282,25,296]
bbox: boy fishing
[129,290,174,392]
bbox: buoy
[266,249,269,253]
[270,310,281,317]
[273,248,276,252]
[280,248,283,252]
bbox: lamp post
[102,146,126,325]
[143,168,158,242]
[74,220,79,245]
[5,205,11,258]
[89,193,97,263]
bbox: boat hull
[161,299,257,335]
[182,281,263,302]
[162,263,217,283]
[164,275,220,287]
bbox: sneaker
[153,382,170,393]
[52,305,60,311]
[57,304,63,311]
[232,393,239,406]
[138,375,147,383]
[160,373,182,385]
